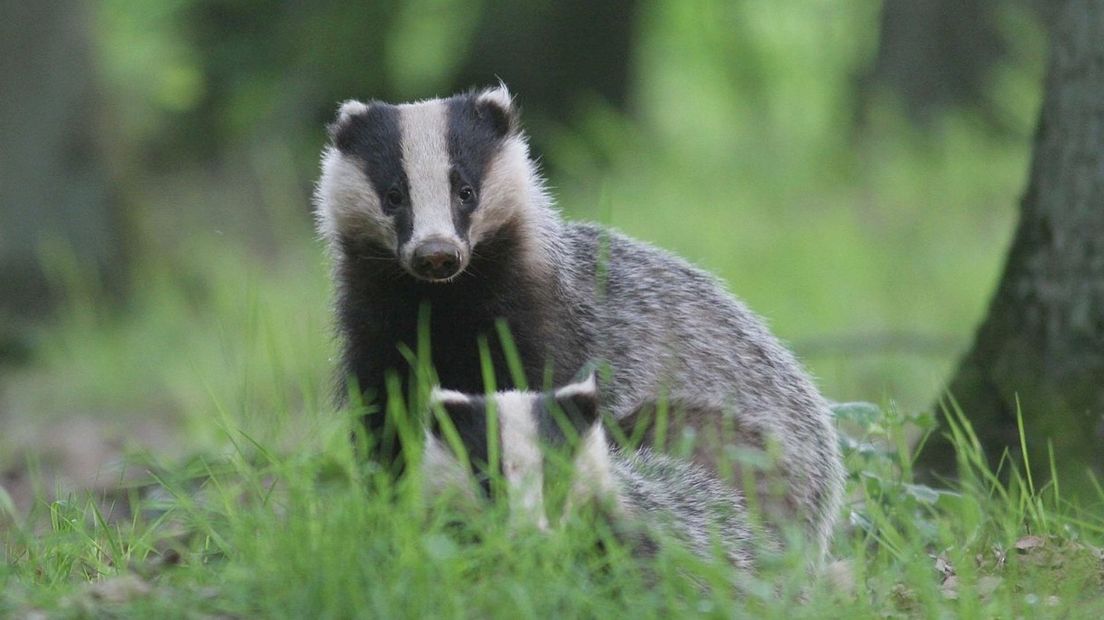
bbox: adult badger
[314,85,844,559]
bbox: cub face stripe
[497,391,549,530]
[430,395,491,482]
[538,373,600,445]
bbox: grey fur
[610,446,761,572]
[424,381,765,572]
[315,86,845,564]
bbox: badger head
[315,85,539,283]
[423,372,611,530]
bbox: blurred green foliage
[32,0,1045,418]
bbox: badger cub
[423,374,761,572]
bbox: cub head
[423,372,604,530]
[315,85,537,282]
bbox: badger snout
[411,238,464,281]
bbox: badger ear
[553,372,599,427]
[326,99,370,143]
[337,99,370,123]
[428,388,474,436]
[474,83,518,138]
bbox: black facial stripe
[535,392,595,450]
[450,169,474,243]
[446,94,509,240]
[432,396,498,496]
[536,395,569,448]
[393,204,414,247]
[332,103,413,246]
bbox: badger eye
[458,185,475,203]
[385,188,404,208]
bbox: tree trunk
[863,0,1048,127]
[918,0,1104,493]
[0,0,120,360]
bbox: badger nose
[412,239,462,280]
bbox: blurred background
[0,1,1049,507]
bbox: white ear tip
[477,83,513,109]
[579,372,597,392]
[337,99,369,122]
[430,387,470,406]
[554,372,597,399]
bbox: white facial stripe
[467,137,530,244]
[315,147,395,247]
[496,391,549,531]
[399,102,456,246]
[565,424,619,520]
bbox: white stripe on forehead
[495,391,549,530]
[399,101,455,244]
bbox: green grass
[6,383,1102,620]
[2,218,1103,618]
